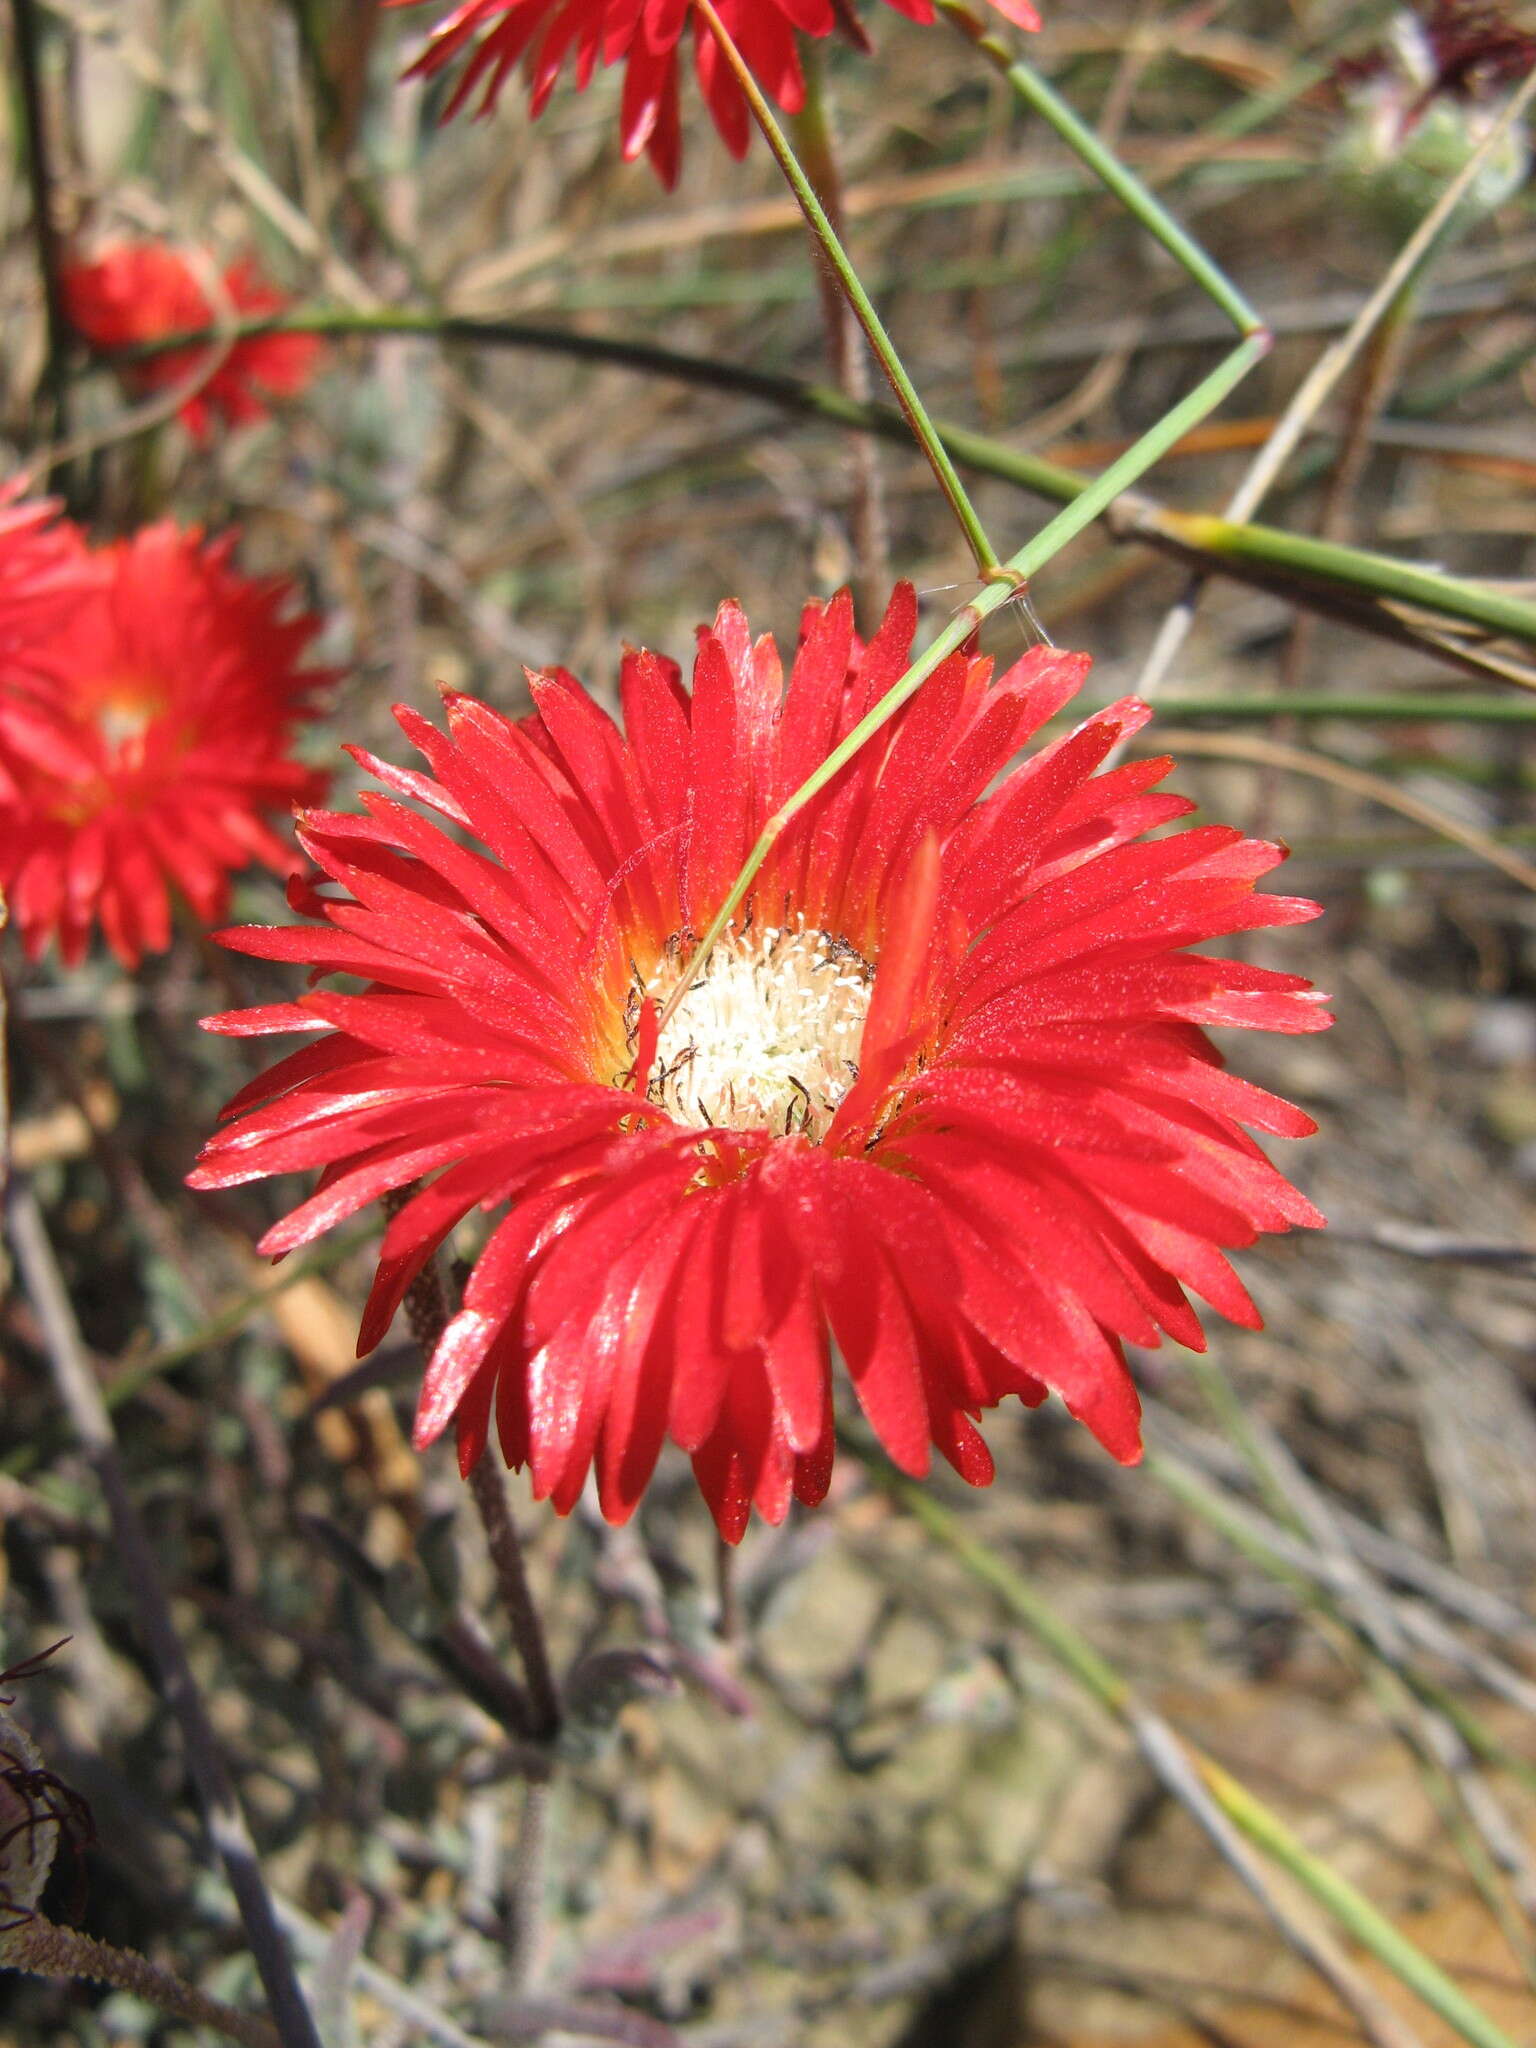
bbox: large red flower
[401,0,1042,186]
[0,523,332,968]
[191,586,1328,1541]
[62,244,320,442]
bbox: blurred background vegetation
[4,1,1536,2043]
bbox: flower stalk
[388,1214,561,1988]
[693,0,1005,577]
[81,308,1536,650]
[790,45,891,626]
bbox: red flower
[62,244,320,442]
[0,523,332,967]
[0,491,101,661]
[190,586,1328,1541]
[400,0,1042,186]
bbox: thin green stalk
[693,0,1002,575]
[1105,694,1536,723]
[95,310,1536,651]
[1202,1757,1524,2048]
[657,327,1268,1029]
[1173,517,1536,643]
[792,42,890,624]
[890,1476,1522,2048]
[934,0,1267,339]
[1006,330,1270,574]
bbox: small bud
[1333,4,1535,228]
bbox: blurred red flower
[400,0,1042,186]
[0,522,332,967]
[191,586,1328,1541]
[62,244,320,441]
[0,491,101,661]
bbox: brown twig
[390,1211,562,1991]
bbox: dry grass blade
[880,1475,1532,2048]
[1132,63,1536,698]
[1146,728,1536,893]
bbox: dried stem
[3,1178,324,2048]
[1132,60,1536,704]
[1,1917,279,2048]
[1276,280,1420,705]
[389,1210,563,1747]
[506,1775,551,1994]
[464,1460,561,1743]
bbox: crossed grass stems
[13,6,1536,2047]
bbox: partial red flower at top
[0,522,332,968]
[399,0,1042,186]
[190,585,1329,1542]
[61,244,321,442]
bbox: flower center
[93,673,167,761]
[645,921,873,1140]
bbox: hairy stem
[388,1215,563,1748]
[465,1461,561,1744]
[1,1917,279,2048]
[506,1776,551,1994]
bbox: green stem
[1171,516,1536,642]
[693,0,1002,574]
[933,0,1266,338]
[1107,693,1536,723]
[890,1475,1522,2048]
[1200,1758,1524,2048]
[95,312,1536,649]
[656,326,1268,1029]
[791,44,890,625]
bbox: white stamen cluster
[647,920,873,1140]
